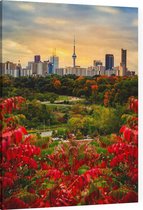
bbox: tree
[82,116,95,136]
[68,117,83,133]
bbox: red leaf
[4,197,28,209]
[120,191,138,203]
[124,128,131,142]
[20,126,28,135]
[1,140,7,153]
[119,125,126,133]
[13,129,23,144]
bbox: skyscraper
[48,62,53,74]
[50,55,59,74]
[37,62,43,75]
[16,60,22,77]
[119,49,127,76]
[72,37,77,68]
[34,55,41,63]
[121,48,127,70]
[105,54,114,70]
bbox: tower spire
[72,36,77,68]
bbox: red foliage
[3,197,28,209]
[91,84,98,91]
[103,91,110,107]
[1,96,138,208]
[0,97,41,209]
[53,78,61,89]
[0,96,25,116]
[120,191,138,203]
[108,97,138,187]
[129,96,138,113]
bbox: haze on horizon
[2,1,138,72]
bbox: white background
[2,0,143,210]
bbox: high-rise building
[48,62,53,74]
[27,61,33,70]
[72,37,77,68]
[121,48,127,70]
[37,62,43,75]
[93,60,103,66]
[105,54,114,70]
[15,60,22,77]
[43,61,49,76]
[32,62,38,75]
[50,55,59,74]
[34,55,41,63]
[4,61,17,75]
[120,48,127,76]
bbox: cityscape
[1,39,135,78]
[1,1,138,209]
[2,1,138,74]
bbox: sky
[2,1,138,72]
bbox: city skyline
[2,1,138,72]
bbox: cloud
[2,1,138,72]
[96,6,120,15]
[17,3,35,11]
[132,19,138,27]
[2,39,33,63]
[35,17,69,26]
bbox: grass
[58,95,70,101]
[27,123,68,134]
[58,95,83,101]
[41,103,72,107]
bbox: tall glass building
[50,56,59,74]
[105,54,114,70]
[121,49,127,69]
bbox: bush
[1,96,138,208]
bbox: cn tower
[72,37,77,68]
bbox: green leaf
[78,168,88,175]
[96,147,107,154]
[90,141,100,147]
[78,165,90,175]
[41,148,54,156]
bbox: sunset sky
[2,1,138,72]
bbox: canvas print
[0,0,138,209]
